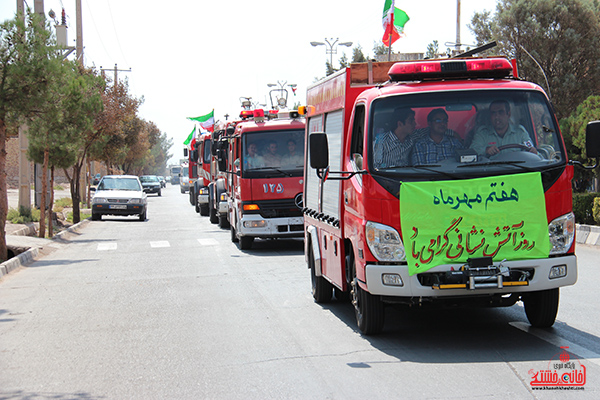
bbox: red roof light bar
[388,58,514,82]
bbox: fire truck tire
[209,201,218,224]
[218,214,229,229]
[523,288,559,328]
[195,199,200,213]
[309,244,332,303]
[189,188,195,205]
[230,222,239,243]
[351,256,384,334]
[240,236,254,250]
[200,204,209,216]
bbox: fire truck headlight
[365,221,406,262]
[548,212,575,255]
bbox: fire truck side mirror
[183,148,188,158]
[585,121,600,158]
[310,132,329,169]
[217,150,227,171]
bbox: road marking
[510,321,600,367]
[198,238,219,246]
[97,242,117,251]
[150,241,170,248]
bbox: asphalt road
[0,183,598,399]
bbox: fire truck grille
[255,199,302,218]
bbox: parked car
[157,176,166,188]
[139,175,162,196]
[92,173,101,185]
[91,175,147,221]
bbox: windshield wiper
[457,160,536,172]
[249,167,294,177]
[376,164,461,179]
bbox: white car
[91,175,148,221]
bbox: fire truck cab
[303,57,600,334]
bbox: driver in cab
[470,100,537,157]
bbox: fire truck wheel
[209,203,218,224]
[240,236,254,250]
[309,244,332,303]
[200,204,209,216]
[351,257,384,334]
[195,200,200,213]
[218,214,229,229]
[523,288,559,328]
[230,223,239,243]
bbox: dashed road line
[150,241,170,248]
[97,242,118,251]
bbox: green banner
[399,172,550,276]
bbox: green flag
[188,110,214,123]
[400,172,550,276]
[183,126,196,146]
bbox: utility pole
[456,0,461,54]
[100,64,131,86]
[76,0,83,65]
[16,0,30,211]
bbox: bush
[594,197,600,225]
[573,193,598,225]
[7,206,40,224]
[53,197,73,212]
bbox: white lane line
[97,242,117,251]
[150,241,170,248]
[198,238,219,246]
[510,321,600,367]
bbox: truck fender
[306,225,323,277]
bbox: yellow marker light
[243,204,260,211]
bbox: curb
[575,223,600,246]
[0,218,90,279]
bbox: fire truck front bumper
[363,255,577,298]
[238,215,304,238]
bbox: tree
[425,40,439,59]
[469,0,600,120]
[338,53,349,70]
[0,10,57,260]
[352,45,367,63]
[373,41,389,56]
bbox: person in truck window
[470,99,538,157]
[262,140,282,167]
[281,139,303,167]
[411,108,464,165]
[373,107,417,168]
[244,142,264,169]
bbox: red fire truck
[303,57,600,334]
[226,109,306,250]
[193,132,213,216]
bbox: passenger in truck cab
[373,107,417,168]
[411,108,464,165]
[244,142,264,169]
[281,139,303,167]
[470,99,538,157]
[262,140,281,167]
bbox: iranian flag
[382,0,410,47]
[188,110,215,132]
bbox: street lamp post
[310,38,353,68]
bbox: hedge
[573,193,599,225]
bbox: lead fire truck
[226,109,306,250]
[302,56,600,334]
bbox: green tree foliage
[352,45,367,63]
[425,40,439,59]
[0,10,58,260]
[373,41,389,56]
[469,0,600,120]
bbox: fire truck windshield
[370,89,563,180]
[241,129,305,177]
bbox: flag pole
[388,5,394,61]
